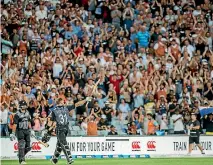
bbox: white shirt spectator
[172,114,184,132]
[166,62,173,72]
[211,70,213,79]
[35,10,47,21]
[106,61,116,68]
[165,14,178,23]
[35,5,47,11]
[208,20,213,30]
[53,63,63,78]
[135,58,145,69]
[160,119,169,130]
[0,108,8,124]
[118,103,130,120]
[207,37,212,50]
[77,63,87,74]
[8,67,17,77]
[169,37,180,45]
[129,72,142,84]
[81,121,88,131]
[27,29,34,40]
[154,63,161,70]
[179,92,191,105]
[99,57,107,67]
[24,10,32,18]
[193,10,201,16]
[181,45,195,58]
[81,10,89,21]
[2,9,9,19]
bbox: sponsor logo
[147,141,156,151]
[132,141,141,151]
[31,142,41,151]
[14,142,41,152]
[173,141,212,151]
[173,142,187,151]
[14,142,18,151]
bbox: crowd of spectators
[1,0,213,137]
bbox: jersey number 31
[59,114,68,125]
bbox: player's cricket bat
[31,134,49,148]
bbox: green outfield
[1,158,213,165]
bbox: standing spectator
[127,122,137,135]
[109,74,123,96]
[154,37,167,57]
[204,81,213,101]
[156,95,168,124]
[74,94,87,120]
[87,112,99,136]
[35,3,47,21]
[205,113,213,135]
[123,2,134,31]
[172,109,185,134]
[144,113,159,135]
[53,55,64,79]
[118,99,131,121]
[160,113,169,135]
[0,102,9,136]
[132,107,144,135]
[133,84,145,108]
[102,101,115,124]
[136,26,150,48]
[80,117,88,133]
[111,6,122,29]
[33,112,41,132]
[97,115,109,130]
[8,104,16,134]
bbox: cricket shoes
[186,152,191,156]
[201,150,205,154]
[51,158,58,164]
[67,159,74,164]
[20,161,27,164]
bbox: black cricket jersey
[14,110,31,130]
[189,120,200,137]
[51,105,70,127]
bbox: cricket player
[187,113,205,155]
[10,100,34,165]
[50,98,74,164]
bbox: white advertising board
[1,136,213,159]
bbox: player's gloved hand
[10,132,16,141]
[30,129,35,138]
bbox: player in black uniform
[10,100,34,165]
[187,113,205,155]
[51,98,74,164]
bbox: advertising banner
[1,136,213,159]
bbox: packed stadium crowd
[1,0,213,137]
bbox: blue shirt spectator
[136,27,150,48]
[133,93,145,108]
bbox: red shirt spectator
[109,74,123,95]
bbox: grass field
[1,158,213,165]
